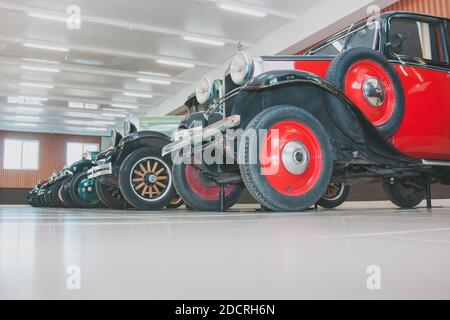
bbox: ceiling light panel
[110,104,139,109]
[123,92,153,98]
[218,4,267,17]
[21,66,60,73]
[137,78,171,85]
[20,82,54,89]
[23,43,69,52]
[156,60,195,68]
[182,36,225,46]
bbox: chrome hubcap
[363,77,385,107]
[281,141,309,175]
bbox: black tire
[119,147,176,211]
[69,171,102,208]
[317,183,350,209]
[51,180,66,208]
[239,105,333,212]
[166,194,184,209]
[60,179,77,208]
[44,188,56,207]
[326,47,405,137]
[383,178,425,209]
[172,161,244,211]
[96,180,129,210]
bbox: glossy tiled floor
[1,202,450,300]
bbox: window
[3,139,39,170]
[309,22,378,56]
[389,18,446,63]
[66,142,99,165]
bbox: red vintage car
[164,11,450,212]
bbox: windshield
[307,20,380,56]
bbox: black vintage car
[88,120,183,210]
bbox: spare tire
[326,47,405,137]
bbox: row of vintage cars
[29,12,450,212]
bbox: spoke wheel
[166,194,184,209]
[383,178,425,209]
[119,147,176,211]
[317,183,350,209]
[96,179,129,210]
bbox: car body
[165,12,450,212]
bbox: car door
[386,14,450,161]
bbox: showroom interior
[1,0,450,300]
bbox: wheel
[118,147,176,211]
[239,105,333,212]
[69,171,102,208]
[317,183,350,209]
[383,178,425,209]
[326,47,405,137]
[95,180,128,210]
[172,162,244,211]
[44,188,56,207]
[60,179,77,208]
[50,180,66,208]
[166,194,184,209]
[38,192,48,207]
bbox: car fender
[116,131,171,164]
[70,159,97,173]
[231,70,418,166]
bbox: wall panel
[0,130,101,189]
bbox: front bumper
[162,115,240,156]
[87,162,112,179]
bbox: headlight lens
[195,77,215,105]
[230,52,254,85]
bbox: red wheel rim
[261,120,323,197]
[344,60,396,127]
[185,165,234,201]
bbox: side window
[389,17,446,63]
[346,24,377,50]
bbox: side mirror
[387,33,404,50]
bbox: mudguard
[70,159,97,173]
[115,131,172,164]
[231,70,419,166]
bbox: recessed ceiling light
[16,107,44,112]
[85,103,99,110]
[93,120,116,125]
[69,58,104,66]
[102,108,127,113]
[110,103,139,109]
[102,113,127,118]
[14,122,37,127]
[156,59,195,68]
[18,96,48,102]
[123,92,154,99]
[23,43,69,52]
[137,78,171,85]
[15,115,40,121]
[22,58,60,64]
[27,12,67,22]
[8,96,43,105]
[138,71,170,77]
[68,102,84,109]
[182,36,225,46]
[21,65,60,73]
[86,127,108,131]
[218,4,267,17]
[20,82,54,89]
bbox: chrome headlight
[195,77,215,105]
[110,129,122,147]
[230,52,254,85]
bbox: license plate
[174,126,203,141]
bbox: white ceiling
[0,0,322,136]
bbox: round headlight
[110,129,117,147]
[195,77,215,105]
[230,52,254,85]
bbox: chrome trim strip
[422,160,450,167]
[87,162,113,179]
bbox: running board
[422,160,450,167]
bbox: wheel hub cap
[147,174,157,184]
[281,141,310,175]
[363,77,385,107]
